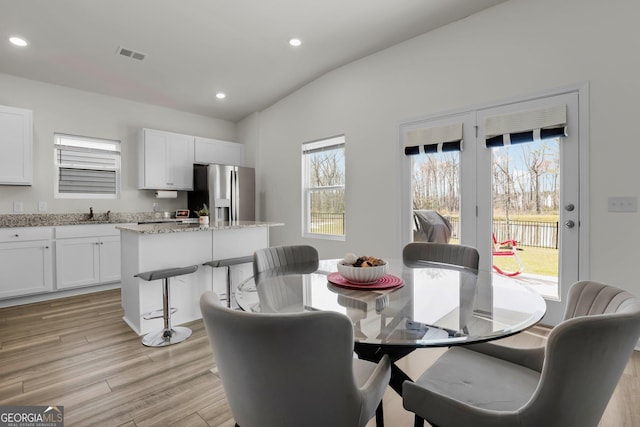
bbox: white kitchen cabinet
[55,237,100,288]
[138,128,194,190]
[0,105,33,185]
[0,228,53,298]
[194,136,244,166]
[55,224,125,289]
[99,235,122,283]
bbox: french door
[401,88,587,325]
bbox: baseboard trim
[0,282,120,308]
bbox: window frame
[54,133,121,199]
[301,135,346,241]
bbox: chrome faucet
[105,210,111,221]
[88,207,94,220]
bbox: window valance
[485,104,567,147]
[404,122,463,155]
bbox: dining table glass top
[235,258,547,348]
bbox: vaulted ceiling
[0,0,507,122]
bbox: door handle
[564,220,575,229]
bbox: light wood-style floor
[1,289,638,427]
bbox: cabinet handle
[14,234,19,237]
[45,246,49,249]
[166,182,174,186]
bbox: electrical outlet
[38,201,48,212]
[13,201,24,213]
[608,197,638,213]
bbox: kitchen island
[117,221,283,335]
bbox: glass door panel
[411,151,460,244]
[491,139,560,298]
[401,113,476,249]
[477,91,581,324]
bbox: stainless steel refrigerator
[188,164,255,222]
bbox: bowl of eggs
[337,253,389,284]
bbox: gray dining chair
[402,280,640,427]
[200,291,391,427]
[402,242,479,270]
[253,244,319,276]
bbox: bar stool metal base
[203,255,253,308]
[142,325,192,347]
[134,264,199,348]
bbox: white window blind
[54,133,121,198]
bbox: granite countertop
[0,212,195,228]
[116,221,284,234]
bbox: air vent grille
[117,46,146,61]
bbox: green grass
[493,214,559,277]
[451,235,558,277]
[310,219,344,235]
[494,246,558,277]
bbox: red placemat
[327,272,404,290]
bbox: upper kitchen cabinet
[194,136,244,166]
[138,128,194,190]
[0,105,33,185]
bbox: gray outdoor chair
[412,210,453,243]
[200,291,391,427]
[402,242,479,270]
[253,244,319,277]
[402,280,640,427]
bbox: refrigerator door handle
[230,169,237,221]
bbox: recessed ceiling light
[9,36,28,47]
[216,92,226,100]
[289,38,302,47]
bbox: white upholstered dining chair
[402,280,640,427]
[402,242,479,270]
[253,244,319,276]
[200,291,391,427]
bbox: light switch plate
[608,197,638,213]
[38,201,48,212]
[13,201,24,213]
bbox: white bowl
[337,261,389,284]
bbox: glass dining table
[235,258,547,394]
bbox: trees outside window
[302,135,345,239]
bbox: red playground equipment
[492,233,524,277]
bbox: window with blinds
[54,133,121,199]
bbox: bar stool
[135,264,198,347]
[203,256,253,307]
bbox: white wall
[238,0,640,295]
[0,73,236,215]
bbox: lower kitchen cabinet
[55,236,121,289]
[0,227,53,299]
[99,235,122,283]
[55,224,126,290]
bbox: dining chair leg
[414,415,425,427]
[375,400,384,427]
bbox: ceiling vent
[117,46,146,61]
